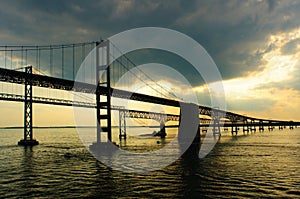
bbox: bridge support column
[231,121,238,135]
[178,103,200,157]
[250,120,256,132]
[18,66,39,146]
[212,110,221,136]
[259,120,264,132]
[268,123,274,131]
[201,119,208,133]
[159,123,166,138]
[153,121,167,138]
[231,126,238,135]
[213,119,221,136]
[243,120,249,133]
[289,121,294,129]
[119,110,127,140]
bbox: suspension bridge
[0,40,298,147]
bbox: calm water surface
[0,128,299,198]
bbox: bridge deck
[0,67,297,125]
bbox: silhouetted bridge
[0,41,298,146]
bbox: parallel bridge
[0,40,298,146]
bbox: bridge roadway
[0,67,298,127]
[0,92,215,125]
[1,91,297,130]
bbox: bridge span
[0,41,298,146]
[1,66,298,145]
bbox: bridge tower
[18,66,39,146]
[96,40,112,142]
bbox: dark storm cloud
[175,0,300,80]
[0,0,300,82]
[267,0,278,12]
[0,0,199,43]
[115,49,205,87]
[281,38,300,55]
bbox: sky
[0,0,300,126]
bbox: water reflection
[20,147,36,197]
[0,128,299,198]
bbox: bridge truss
[0,41,299,146]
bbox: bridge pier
[289,121,294,129]
[153,122,167,138]
[250,120,256,132]
[267,122,273,131]
[231,120,238,135]
[243,120,249,133]
[18,66,39,146]
[268,126,274,131]
[212,110,221,136]
[201,119,209,133]
[231,126,238,135]
[119,110,127,140]
[159,123,166,138]
[178,103,200,157]
[213,119,221,136]
[182,124,201,157]
[259,120,264,132]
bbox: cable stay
[109,41,178,100]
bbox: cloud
[267,0,278,12]
[111,49,205,87]
[1,0,300,124]
[227,98,276,112]
[1,0,300,82]
[172,0,300,80]
[281,38,300,55]
[194,27,300,119]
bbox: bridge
[0,40,298,146]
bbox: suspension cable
[110,52,171,99]
[109,41,177,99]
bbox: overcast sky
[1,0,300,125]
